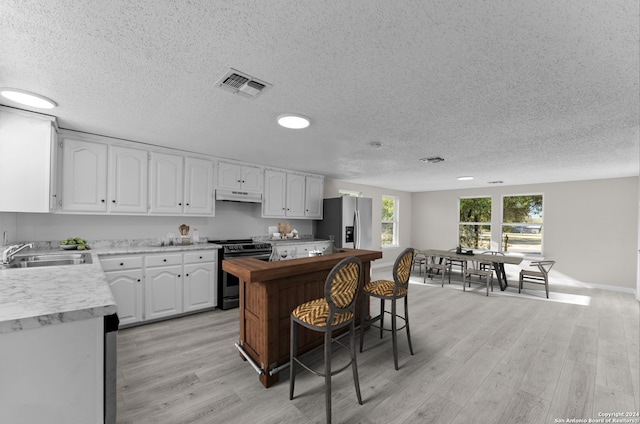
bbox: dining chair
[463,259,493,296]
[519,260,555,298]
[447,248,466,276]
[360,248,414,370]
[412,250,427,275]
[424,253,451,286]
[289,256,363,424]
[478,250,505,273]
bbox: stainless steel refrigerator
[315,197,373,249]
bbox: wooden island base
[222,248,382,388]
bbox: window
[502,194,543,254]
[458,197,491,249]
[381,195,398,247]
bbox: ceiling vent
[419,156,445,164]
[215,68,272,99]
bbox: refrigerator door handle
[354,209,361,249]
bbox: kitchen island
[222,248,382,388]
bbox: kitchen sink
[2,252,93,269]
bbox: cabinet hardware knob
[112,200,116,203]
[101,199,105,203]
[137,279,141,282]
[119,262,124,266]
[186,203,190,206]
[186,273,189,277]
[178,202,182,206]
[163,259,167,262]
[199,256,203,259]
[178,274,181,277]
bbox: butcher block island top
[222,248,382,388]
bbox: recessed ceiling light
[488,180,504,184]
[277,114,310,129]
[0,88,57,109]
[369,142,383,149]
[457,176,474,181]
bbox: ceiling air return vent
[215,68,272,99]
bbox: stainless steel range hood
[215,189,262,203]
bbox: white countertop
[0,243,221,334]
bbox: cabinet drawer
[145,253,183,267]
[184,250,217,264]
[100,255,143,271]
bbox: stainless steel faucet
[2,243,33,264]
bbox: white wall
[11,201,313,243]
[0,212,17,245]
[412,177,639,291]
[323,178,412,268]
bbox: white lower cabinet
[145,254,183,321]
[273,241,332,260]
[101,255,144,326]
[100,250,217,327]
[183,251,217,312]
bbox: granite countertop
[0,241,222,334]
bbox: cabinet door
[61,138,108,212]
[274,245,296,260]
[241,165,263,191]
[104,269,143,326]
[217,162,241,190]
[304,176,323,218]
[145,265,183,320]
[184,157,214,215]
[0,108,57,213]
[149,152,184,214]
[108,146,148,213]
[286,173,306,217]
[262,169,286,217]
[183,262,216,312]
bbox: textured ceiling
[1,0,638,192]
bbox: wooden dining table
[420,249,523,291]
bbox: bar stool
[359,248,415,370]
[289,256,363,424]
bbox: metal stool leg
[404,295,414,356]
[289,317,297,400]
[392,298,398,370]
[324,329,332,423]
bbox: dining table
[420,249,523,291]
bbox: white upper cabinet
[262,170,324,219]
[0,107,58,213]
[217,162,263,192]
[108,146,148,213]
[61,137,108,212]
[304,175,323,219]
[262,169,287,217]
[149,153,215,216]
[184,157,214,215]
[286,173,306,217]
[149,152,184,214]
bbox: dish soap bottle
[192,227,200,243]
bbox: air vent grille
[419,156,445,164]
[216,68,272,99]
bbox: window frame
[381,195,398,248]
[458,196,492,250]
[500,193,544,255]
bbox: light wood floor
[116,268,640,424]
